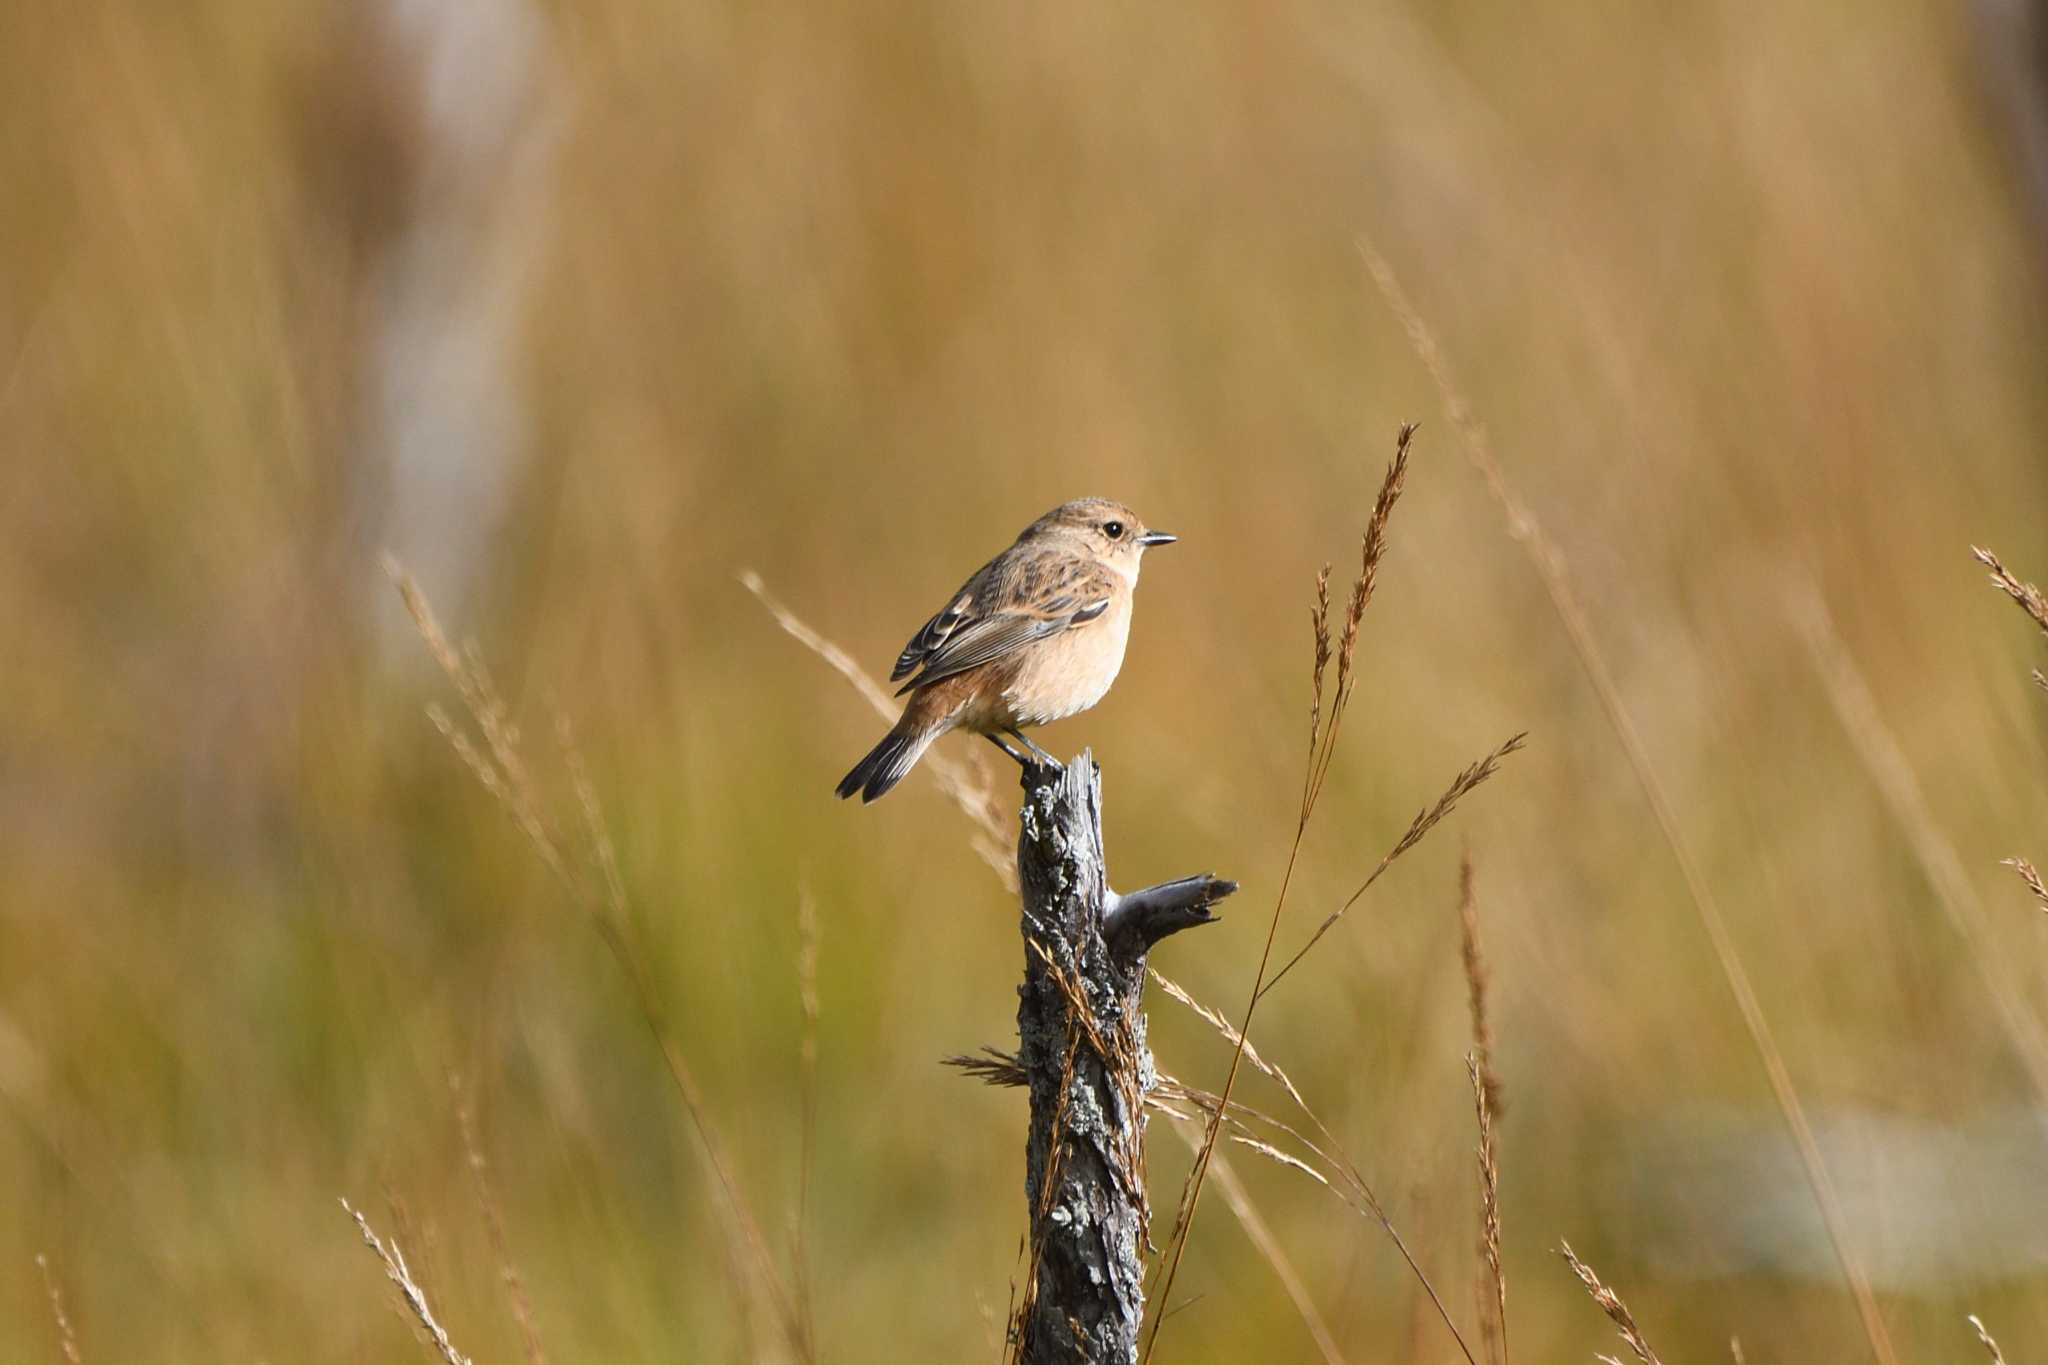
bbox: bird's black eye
[1103,521,1125,540]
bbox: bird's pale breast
[998,592,1133,726]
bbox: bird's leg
[1008,729,1061,768]
[984,732,1032,767]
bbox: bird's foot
[984,732,1032,767]
[985,730,1063,771]
[1009,730,1062,768]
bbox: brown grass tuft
[2003,858,2048,911]
[1969,1314,2007,1364]
[1558,1240,1661,1365]
[1973,546,2048,641]
[1469,1049,1505,1365]
[341,1198,474,1365]
[1305,564,1335,813]
[35,1254,84,1365]
[1308,423,1417,816]
[1459,851,1503,1117]
[1974,547,2048,914]
[1460,852,1507,1365]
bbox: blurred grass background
[7,0,2048,1359]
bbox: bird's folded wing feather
[893,559,1113,693]
[892,589,974,681]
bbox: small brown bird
[836,498,1177,802]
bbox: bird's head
[1021,498,1177,577]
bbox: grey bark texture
[1012,751,1234,1365]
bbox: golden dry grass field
[7,2,2048,1360]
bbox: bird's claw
[986,730,1063,771]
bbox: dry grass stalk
[1162,1120,1348,1365]
[739,568,1012,888]
[1972,548,2048,911]
[1361,237,1898,1365]
[1260,733,1526,1001]
[341,1198,474,1365]
[1307,423,1417,815]
[387,557,807,1361]
[35,1254,84,1365]
[1458,852,1502,1116]
[941,1046,1027,1087]
[1558,1241,1661,1365]
[1155,1076,1360,1213]
[1154,976,1479,1312]
[1148,969,1308,1113]
[379,1187,437,1305]
[1027,939,1124,1076]
[1147,424,1482,1365]
[1969,1314,2007,1364]
[1225,1133,1332,1187]
[1796,588,2048,1101]
[1151,1012,1440,1244]
[1467,1053,1505,1365]
[1458,854,1506,1365]
[2003,858,2048,911]
[1973,546,2048,641]
[452,1076,547,1365]
[1305,563,1334,810]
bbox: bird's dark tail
[835,721,937,802]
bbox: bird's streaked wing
[892,558,1114,693]
[892,587,975,681]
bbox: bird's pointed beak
[1137,531,1178,547]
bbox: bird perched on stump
[836,498,1177,802]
